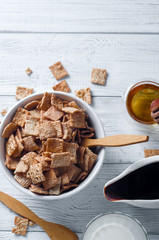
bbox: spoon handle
[0,191,44,226]
[82,135,148,147]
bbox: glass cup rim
[124,79,159,103]
[123,79,159,126]
[82,212,149,240]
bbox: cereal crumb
[25,67,32,75]
[1,109,7,116]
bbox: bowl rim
[0,91,105,200]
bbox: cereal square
[14,160,29,174]
[24,100,40,111]
[12,108,29,127]
[2,122,18,138]
[91,68,107,86]
[23,136,39,152]
[51,152,70,168]
[6,134,18,156]
[27,162,46,184]
[61,173,70,186]
[43,169,58,190]
[51,93,64,110]
[38,92,51,111]
[14,173,32,188]
[49,61,68,80]
[64,142,79,164]
[29,184,48,195]
[24,115,40,137]
[16,86,33,100]
[62,122,73,141]
[49,177,61,195]
[15,129,23,143]
[44,106,64,121]
[52,121,63,138]
[12,136,24,158]
[70,165,82,182]
[39,121,56,140]
[5,155,19,170]
[69,111,86,128]
[53,80,70,93]
[46,138,64,153]
[12,216,28,235]
[21,152,38,166]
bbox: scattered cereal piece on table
[91,68,107,86]
[49,61,68,80]
[53,79,71,93]
[1,109,7,116]
[16,86,34,100]
[75,87,91,104]
[12,216,29,235]
[25,67,32,75]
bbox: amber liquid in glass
[127,83,159,124]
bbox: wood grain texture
[0,232,157,240]
[0,34,159,96]
[0,1,159,238]
[82,135,148,147]
[0,0,159,33]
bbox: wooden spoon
[0,191,78,240]
[82,135,148,147]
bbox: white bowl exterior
[0,92,105,200]
[104,155,159,208]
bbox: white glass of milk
[82,212,149,240]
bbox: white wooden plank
[0,34,159,96]
[0,0,159,33]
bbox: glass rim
[124,79,159,103]
[82,212,149,240]
[123,79,159,125]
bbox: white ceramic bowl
[104,155,159,208]
[0,92,105,200]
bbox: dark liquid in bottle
[104,162,159,200]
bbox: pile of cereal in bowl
[2,92,97,195]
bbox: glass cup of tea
[82,212,149,240]
[123,80,159,131]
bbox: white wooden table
[0,1,159,239]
